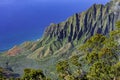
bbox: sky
[0,0,109,51]
[0,0,109,4]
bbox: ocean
[0,0,109,51]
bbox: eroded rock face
[44,3,118,42]
[27,2,118,59]
[5,1,120,59]
[7,46,22,56]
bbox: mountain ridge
[0,1,120,78]
[10,2,118,59]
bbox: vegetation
[22,68,51,80]
[0,21,120,80]
[0,68,50,80]
[55,21,120,80]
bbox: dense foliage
[21,68,51,80]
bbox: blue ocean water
[0,0,109,51]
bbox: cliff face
[5,1,120,59]
[44,4,114,40]
[19,2,119,59]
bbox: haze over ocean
[0,0,109,51]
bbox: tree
[111,60,120,79]
[69,55,81,67]
[87,60,114,80]
[80,34,107,64]
[22,68,50,80]
[79,21,120,80]
[56,60,71,79]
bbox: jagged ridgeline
[0,0,120,78]
[17,2,117,59]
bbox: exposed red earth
[7,46,22,56]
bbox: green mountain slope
[0,1,120,79]
[18,2,118,59]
